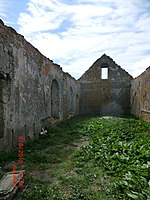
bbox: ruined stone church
[0,19,149,151]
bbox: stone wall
[79,54,133,116]
[0,19,149,151]
[131,67,150,122]
[0,20,80,151]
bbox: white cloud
[17,0,150,79]
[18,0,66,34]
[0,0,9,18]
[129,57,150,78]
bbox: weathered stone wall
[0,20,80,151]
[62,73,80,119]
[79,54,133,116]
[0,19,149,151]
[131,67,150,122]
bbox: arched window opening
[0,73,5,138]
[69,86,73,112]
[51,79,59,118]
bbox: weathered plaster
[131,67,150,122]
[0,19,149,151]
[0,20,80,151]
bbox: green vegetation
[75,117,150,199]
[0,116,149,199]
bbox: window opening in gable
[101,64,108,79]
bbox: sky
[0,0,150,79]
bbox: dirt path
[27,136,89,184]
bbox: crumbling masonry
[0,20,149,151]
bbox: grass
[0,116,149,199]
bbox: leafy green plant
[2,116,149,199]
[75,117,150,199]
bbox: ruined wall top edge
[132,66,150,81]
[0,19,77,81]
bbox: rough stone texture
[0,20,149,151]
[131,67,150,122]
[0,21,80,151]
[79,54,133,116]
